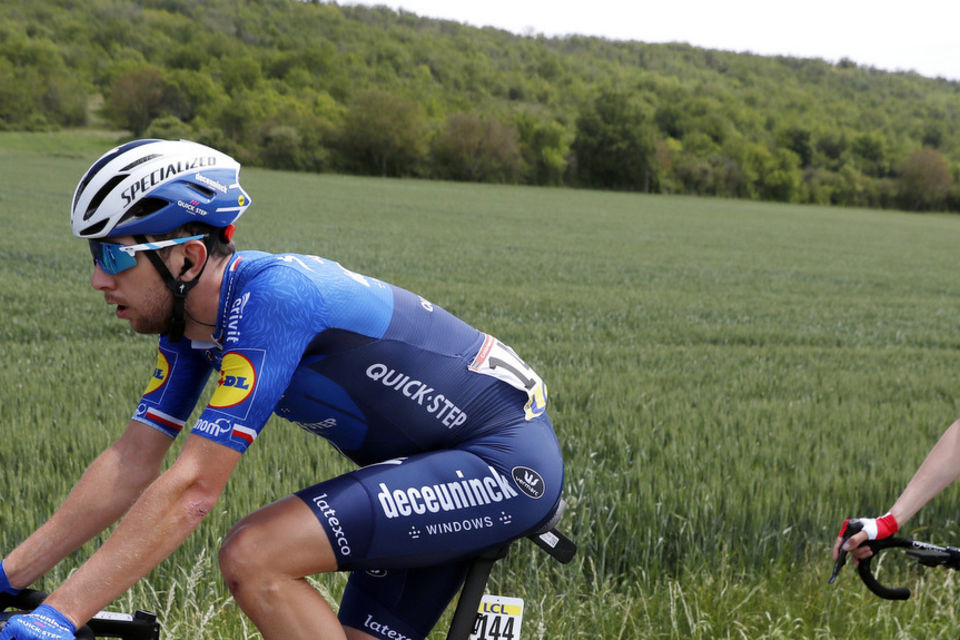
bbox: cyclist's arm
[837,418,960,558]
[3,420,174,589]
[889,419,960,524]
[42,434,241,628]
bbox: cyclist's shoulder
[230,250,376,287]
[214,251,322,337]
[231,250,395,315]
[216,250,388,339]
[226,250,328,299]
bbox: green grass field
[5,131,960,638]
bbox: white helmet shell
[71,139,251,238]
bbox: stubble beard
[129,288,173,335]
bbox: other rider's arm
[3,421,173,589]
[42,434,241,628]
[834,418,960,559]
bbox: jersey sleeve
[189,267,324,453]
[133,337,213,437]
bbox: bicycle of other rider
[830,519,960,600]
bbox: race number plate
[470,595,524,640]
[469,335,547,420]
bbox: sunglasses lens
[89,241,137,275]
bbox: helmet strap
[134,234,209,343]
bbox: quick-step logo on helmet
[377,466,519,519]
[176,199,206,217]
[120,156,218,205]
[144,348,171,396]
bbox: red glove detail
[838,513,899,541]
[837,518,851,539]
[873,512,899,539]
[858,513,899,540]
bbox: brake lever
[828,550,847,584]
[828,520,864,584]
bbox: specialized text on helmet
[120,156,218,205]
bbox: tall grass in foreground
[5,132,960,637]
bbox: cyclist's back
[138,250,552,462]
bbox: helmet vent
[118,197,168,225]
[73,174,92,212]
[80,220,109,237]
[73,140,160,213]
[187,182,216,198]
[83,175,126,221]
[121,154,162,172]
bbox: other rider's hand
[0,604,76,640]
[832,513,899,563]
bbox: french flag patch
[146,408,184,432]
[231,424,258,446]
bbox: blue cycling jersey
[131,250,564,640]
[133,250,549,465]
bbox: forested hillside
[3,0,959,211]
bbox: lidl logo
[209,352,257,409]
[144,349,170,395]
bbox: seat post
[443,497,576,640]
[445,542,512,640]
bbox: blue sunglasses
[89,235,207,275]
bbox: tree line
[2,0,960,211]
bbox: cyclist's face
[90,237,172,334]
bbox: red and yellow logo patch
[144,349,170,395]
[209,352,257,409]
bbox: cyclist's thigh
[295,416,563,570]
[461,414,565,532]
[220,495,338,576]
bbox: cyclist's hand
[0,604,76,640]
[0,561,21,597]
[832,514,899,562]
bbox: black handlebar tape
[856,553,910,600]
[0,589,48,611]
[858,537,920,600]
[76,624,96,640]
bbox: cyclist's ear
[177,239,208,281]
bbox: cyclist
[0,139,564,640]
[833,419,960,563]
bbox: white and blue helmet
[71,139,251,238]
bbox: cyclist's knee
[218,518,289,589]
[219,501,340,591]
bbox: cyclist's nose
[91,262,115,290]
